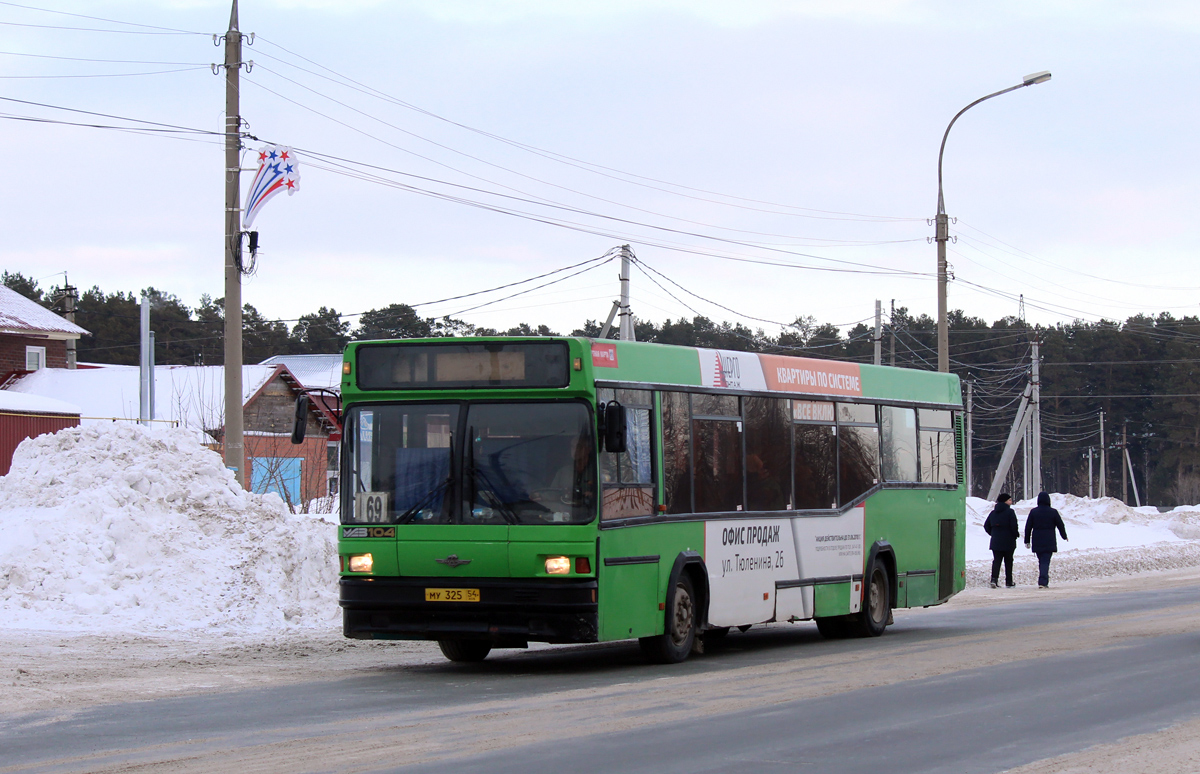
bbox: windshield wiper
[395,476,452,524]
[467,432,519,524]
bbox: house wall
[0,411,79,476]
[244,434,332,507]
[0,336,67,373]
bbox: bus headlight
[348,553,374,573]
[544,556,571,575]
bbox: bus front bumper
[339,577,599,646]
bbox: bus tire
[851,559,890,638]
[639,574,697,664]
[437,638,492,662]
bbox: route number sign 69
[355,491,391,523]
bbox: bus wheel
[640,574,697,664]
[437,638,492,662]
[852,560,890,638]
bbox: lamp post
[935,70,1051,373]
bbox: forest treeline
[6,271,1200,506]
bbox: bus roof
[344,337,962,407]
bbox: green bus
[299,337,965,663]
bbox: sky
[1,0,1197,345]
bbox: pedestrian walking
[983,493,1019,588]
[1024,492,1068,588]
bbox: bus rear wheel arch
[816,553,892,640]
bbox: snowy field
[965,494,1200,588]
[4,423,1200,637]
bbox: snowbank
[965,494,1200,587]
[0,423,339,634]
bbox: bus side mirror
[291,394,310,444]
[603,401,627,454]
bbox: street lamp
[935,71,1051,373]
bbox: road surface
[3,576,1199,773]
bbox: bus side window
[919,409,957,485]
[661,391,691,515]
[693,394,743,513]
[744,396,790,511]
[880,406,918,482]
[793,401,836,509]
[838,403,879,506]
[599,388,654,519]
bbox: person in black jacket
[983,493,1020,588]
[1024,491,1068,588]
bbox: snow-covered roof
[0,390,80,416]
[0,286,88,339]
[5,364,281,430]
[258,354,342,391]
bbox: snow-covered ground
[4,422,1200,636]
[965,495,1200,587]
[0,423,339,634]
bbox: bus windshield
[343,401,596,525]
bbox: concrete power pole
[1087,447,1094,498]
[1099,411,1106,498]
[61,274,78,369]
[874,300,882,366]
[889,299,896,367]
[618,245,635,341]
[1031,338,1041,494]
[140,295,151,426]
[1122,421,1128,504]
[966,381,973,497]
[223,0,246,485]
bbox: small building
[0,285,88,383]
[0,391,81,476]
[3,363,337,506]
[259,353,343,495]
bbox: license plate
[425,588,480,603]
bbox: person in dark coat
[983,493,1020,588]
[1024,492,1068,588]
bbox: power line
[0,66,209,79]
[0,1,206,34]
[252,34,925,224]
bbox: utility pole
[966,381,973,496]
[1031,337,1041,494]
[223,0,246,485]
[1143,442,1150,506]
[1121,421,1128,504]
[889,299,896,367]
[139,294,151,426]
[986,382,1033,502]
[1087,447,1094,498]
[1124,442,1141,507]
[618,245,635,341]
[60,274,78,369]
[1099,411,1106,498]
[874,300,882,366]
[935,208,949,373]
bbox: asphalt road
[3,584,1199,774]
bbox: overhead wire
[252,36,924,224]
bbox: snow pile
[0,423,339,633]
[965,494,1200,588]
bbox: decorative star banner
[243,145,300,228]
